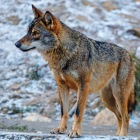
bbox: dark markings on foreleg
[61,101,63,116]
[75,104,80,117]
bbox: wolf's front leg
[50,82,69,134]
[68,82,89,138]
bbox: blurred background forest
[0,0,140,125]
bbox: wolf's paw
[68,129,81,138]
[50,127,66,134]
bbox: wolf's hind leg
[99,84,122,136]
[113,86,130,136]
[50,82,69,134]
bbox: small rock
[9,94,21,99]
[133,26,140,34]
[1,107,9,114]
[17,89,22,94]
[129,26,140,38]
[23,112,51,122]
[91,108,117,125]
[25,80,31,84]
[76,15,89,22]
[9,83,21,90]
[39,107,44,114]
[1,99,8,103]
[16,1,23,4]
[127,26,140,38]
[102,1,120,11]
[6,16,21,25]
[50,5,66,12]
[82,0,95,7]
[95,8,102,14]
[11,66,18,71]
[17,73,21,77]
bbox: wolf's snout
[15,42,21,48]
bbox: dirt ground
[0,117,139,139]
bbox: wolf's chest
[60,72,78,91]
[51,68,79,91]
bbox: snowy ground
[0,132,138,140]
[0,0,140,127]
[0,0,140,139]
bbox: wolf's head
[15,5,60,52]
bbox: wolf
[15,5,135,138]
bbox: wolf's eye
[32,31,40,38]
[33,31,39,35]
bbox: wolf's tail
[128,84,136,114]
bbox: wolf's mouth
[20,47,36,52]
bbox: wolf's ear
[32,4,44,18]
[44,11,60,34]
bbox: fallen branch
[38,63,48,70]
[68,102,77,117]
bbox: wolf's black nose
[15,42,21,48]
